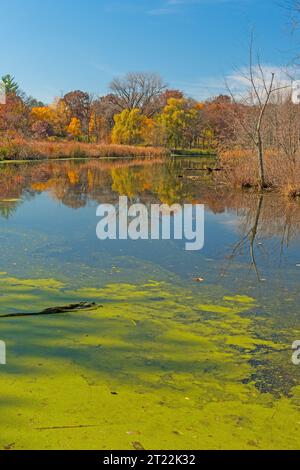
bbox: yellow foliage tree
[141,117,155,145]
[51,98,71,136]
[89,112,104,142]
[31,99,71,137]
[31,106,56,124]
[67,117,82,139]
[158,98,200,149]
[111,109,149,145]
[89,112,96,137]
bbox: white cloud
[170,65,293,101]
[171,77,229,100]
[227,65,293,97]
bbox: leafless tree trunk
[226,36,287,190]
[109,72,167,117]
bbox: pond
[0,157,300,450]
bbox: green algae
[0,159,300,450]
[197,304,245,314]
[223,295,256,304]
[0,272,299,450]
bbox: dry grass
[280,184,300,199]
[0,137,170,161]
[219,148,300,198]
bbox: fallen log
[0,302,99,319]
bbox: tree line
[2,66,300,194]
[0,72,233,151]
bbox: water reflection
[1,158,299,243]
[1,157,300,291]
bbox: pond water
[0,157,300,450]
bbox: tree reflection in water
[0,158,299,278]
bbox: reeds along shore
[219,149,300,198]
[0,138,170,161]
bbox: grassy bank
[0,138,170,161]
[219,149,300,198]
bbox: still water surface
[0,157,299,449]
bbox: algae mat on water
[0,273,299,450]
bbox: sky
[0,0,298,103]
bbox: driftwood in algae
[0,302,99,319]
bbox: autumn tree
[0,93,29,134]
[52,98,71,136]
[31,120,54,139]
[63,91,91,136]
[88,112,99,142]
[31,106,56,125]
[158,89,184,109]
[158,97,202,149]
[67,117,82,139]
[30,101,69,137]
[111,108,150,145]
[91,94,120,142]
[204,95,234,144]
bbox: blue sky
[0,0,297,103]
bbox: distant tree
[31,120,54,139]
[111,108,149,145]
[0,93,29,134]
[31,106,56,124]
[26,96,45,109]
[204,95,234,142]
[52,98,71,136]
[109,72,167,117]
[91,94,120,142]
[30,101,71,137]
[88,112,97,140]
[67,117,82,139]
[1,75,20,95]
[158,97,201,148]
[159,89,184,108]
[63,91,91,134]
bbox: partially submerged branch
[0,302,98,319]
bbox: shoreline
[0,140,171,162]
[0,155,165,164]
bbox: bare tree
[268,89,300,165]
[109,72,167,117]
[226,36,288,189]
[289,1,300,32]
